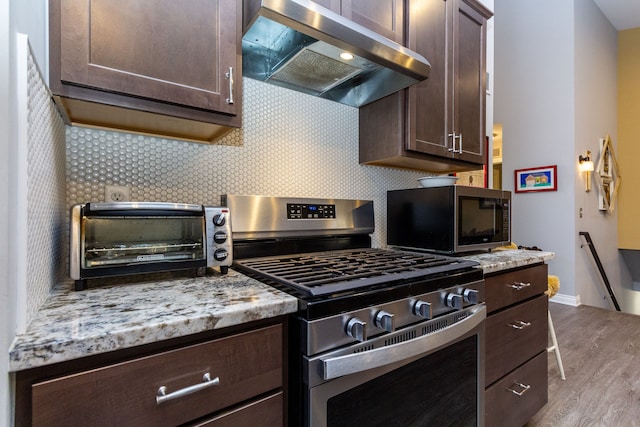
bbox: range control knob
[213,231,228,244]
[374,310,394,332]
[414,300,432,319]
[346,318,367,342]
[213,213,226,226]
[445,293,463,310]
[213,248,229,261]
[463,289,479,304]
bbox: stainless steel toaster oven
[70,202,232,290]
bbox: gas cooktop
[233,248,479,297]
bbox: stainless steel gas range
[224,195,486,427]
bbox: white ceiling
[592,0,640,30]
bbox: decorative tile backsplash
[25,75,429,326]
[26,44,67,325]
[66,78,426,249]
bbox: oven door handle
[321,305,486,380]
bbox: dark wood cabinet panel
[484,264,549,426]
[453,0,488,163]
[189,392,283,426]
[311,0,403,42]
[485,294,548,385]
[49,0,241,143]
[342,0,403,43]
[30,325,283,427]
[360,0,492,173]
[485,263,548,313]
[485,351,548,427]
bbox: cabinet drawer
[485,295,548,385]
[32,324,282,427]
[485,264,548,313]
[189,392,283,426]
[485,350,548,427]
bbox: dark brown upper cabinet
[359,0,492,173]
[49,0,242,144]
[311,0,404,43]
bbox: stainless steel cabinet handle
[156,372,220,404]
[507,320,532,330]
[448,132,463,153]
[448,132,457,152]
[321,305,486,380]
[226,67,234,105]
[508,382,531,396]
[507,282,531,291]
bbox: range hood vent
[242,0,431,108]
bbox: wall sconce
[578,151,594,192]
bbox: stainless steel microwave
[387,186,511,254]
[70,202,232,290]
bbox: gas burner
[233,248,479,296]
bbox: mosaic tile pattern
[26,45,67,325]
[66,78,428,250]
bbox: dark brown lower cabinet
[17,322,285,427]
[484,264,549,426]
[485,351,548,427]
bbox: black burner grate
[234,248,479,296]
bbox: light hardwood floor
[526,302,640,427]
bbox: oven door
[304,304,486,427]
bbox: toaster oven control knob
[374,310,395,332]
[212,213,226,226]
[346,318,367,342]
[213,248,229,261]
[445,293,463,310]
[463,289,480,304]
[414,300,433,319]
[213,231,228,244]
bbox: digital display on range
[287,203,336,219]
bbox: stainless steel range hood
[242,0,431,108]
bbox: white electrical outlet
[105,185,130,202]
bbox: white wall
[3,1,49,425]
[495,0,629,311]
[573,0,629,311]
[1,0,12,423]
[495,0,577,298]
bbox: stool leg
[547,310,566,380]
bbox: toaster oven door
[71,203,207,284]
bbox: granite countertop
[8,269,298,372]
[461,248,555,274]
[8,249,554,373]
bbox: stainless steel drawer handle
[156,373,220,404]
[507,320,531,330]
[507,282,531,291]
[508,382,531,396]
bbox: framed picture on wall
[514,165,558,193]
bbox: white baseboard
[550,293,581,307]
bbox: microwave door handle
[320,305,486,380]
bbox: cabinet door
[406,0,452,159]
[31,325,282,427]
[453,0,488,163]
[58,0,237,115]
[485,350,548,427]
[342,0,404,43]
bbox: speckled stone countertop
[461,249,555,274]
[8,269,298,372]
